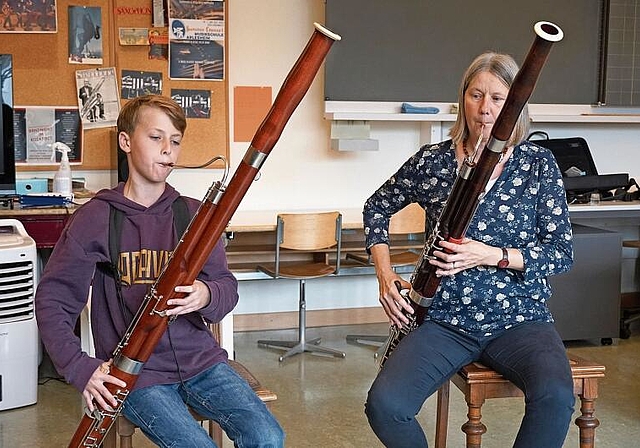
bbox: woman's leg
[122,383,217,448]
[481,322,574,448]
[182,362,284,448]
[365,321,480,448]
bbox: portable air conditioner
[0,219,38,411]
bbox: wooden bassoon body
[378,21,563,368]
[69,22,341,447]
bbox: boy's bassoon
[378,21,564,368]
[68,22,341,447]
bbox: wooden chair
[346,202,425,267]
[433,352,605,448]
[103,323,277,448]
[346,203,425,349]
[256,211,346,361]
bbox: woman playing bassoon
[364,22,575,448]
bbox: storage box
[16,179,48,195]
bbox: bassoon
[68,22,341,447]
[378,21,563,368]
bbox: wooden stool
[103,359,277,448]
[434,353,605,448]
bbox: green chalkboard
[325,0,604,105]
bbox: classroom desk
[228,208,365,232]
[1,200,636,341]
[2,201,639,249]
[0,204,77,249]
[567,200,640,219]
[228,201,640,232]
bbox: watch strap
[498,247,509,268]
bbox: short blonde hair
[117,95,187,137]
[449,52,529,147]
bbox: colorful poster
[118,27,149,46]
[0,0,58,33]
[13,106,82,165]
[149,27,169,60]
[75,67,119,129]
[168,0,224,80]
[68,5,103,64]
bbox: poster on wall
[149,27,168,60]
[75,67,120,129]
[171,89,211,118]
[0,0,57,33]
[68,5,103,64]
[121,70,162,99]
[168,0,224,80]
[13,106,82,165]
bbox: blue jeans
[365,321,574,448]
[122,362,284,448]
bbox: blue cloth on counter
[401,102,440,114]
[19,194,72,207]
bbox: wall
[20,0,640,317]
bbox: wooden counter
[228,208,364,232]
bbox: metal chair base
[258,337,346,362]
[257,278,346,362]
[346,334,388,346]
[346,334,388,359]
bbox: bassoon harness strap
[99,197,190,323]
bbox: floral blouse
[363,139,574,336]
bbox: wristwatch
[497,247,510,268]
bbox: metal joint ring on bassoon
[204,181,225,206]
[243,146,268,170]
[113,353,144,375]
[486,136,508,154]
[408,289,434,308]
[201,156,230,205]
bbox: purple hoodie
[35,183,238,393]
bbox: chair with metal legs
[257,211,346,361]
[345,203,425,351]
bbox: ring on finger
[452,261,456,269]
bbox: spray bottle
[51,142,73,197]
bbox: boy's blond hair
[117,95,187,137]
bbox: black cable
[167,322,186,387]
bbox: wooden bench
[434,353,605,448]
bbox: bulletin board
[0,0,228,172]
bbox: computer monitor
[0,54,16,196]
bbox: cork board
[0,0,228,172]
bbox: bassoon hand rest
[378,21,564,369]
[68,22,341,448]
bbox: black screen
[0,54,16,196]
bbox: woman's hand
[375,267,413,327]
[82,360,127,412]
[166,280,211,316]
[370,243,414,327]
[430,238,500,275]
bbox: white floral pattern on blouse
[363,140,574,336]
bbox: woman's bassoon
[68,22,341,447]
[378,21,564,368]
